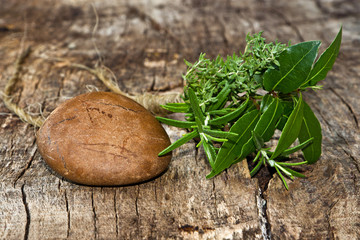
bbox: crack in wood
[13,143,37,187]
[21,183,30,240]
[257,188,271,240]
[91,190,98,239]
[113,190,119,238]
[341,147,360,176]
[329,87,359,129]
[325,198,340,239]
[135,186,140,218]
[135,185,141,234]
[64,188,71,238]
[212,179,218,218]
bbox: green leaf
[255,97,284,142]
[188,88,205,123]
[209,108,234,116]
[156,116,195,129]
[276,161,308,166]
[276,101,294,131]
[275,166,289,190]
[202,140,217,168]
[279,137,313,157]
[252,131,264,150]
[305,27,342,86]
[235,98,284,163]
[209,98,249,125]
[271,93,304,159]
[158,131,198,156]
[203,133,228,143]
[184,59,193,67]
[282,167,306,178]
[298,102,322,164]
[161,103,189,113]
[250,156,264,177]
[260,94,273,113]
[263,41,321,93]
[206,109,260,178]
[208,82,231,111]
[203,129,238,140]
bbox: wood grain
[0,0,359,239]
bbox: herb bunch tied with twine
[157,28,342,189]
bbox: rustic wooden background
[0,0,359,239]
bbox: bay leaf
[263,41,321,93]
[271,93,304,159]
[298,102,322,163]
[306,27,342,86]
[206,109,260,178]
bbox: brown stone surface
[36,91,171,186]
[0,0,359,239]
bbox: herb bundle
[157,27,342,189]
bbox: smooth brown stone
[36,92,172,186]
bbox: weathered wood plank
[0,0,359,239]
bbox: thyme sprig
[157,28,342,189]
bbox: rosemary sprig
[158,27,342,189]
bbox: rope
[1,51,182,127]
[1,47,44,127]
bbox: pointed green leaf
[158,130,198,156]
[161,103,189,113]
[236,97,284,162]
[298,102,322,164]
[209,108,234,116]
[306,27,342,86]
[202,133,228,142]
[276,161,308,166]
[276,101,294,131]
[280,137,313,157]
[208,82,231,111]
[252,131,264,150]
[203,129,238,140]
[255,97,284,142]
[260,94,273,113]
[206,109,260,178]
[156,116,195,129]
[209,98,249,125]
[277,165,306,178]
[271,93,304,159]
[283,167,306,178]
[275,166,289,190]
[250,156,264,177]
[188,88,205,123]
[263,41,321,93]
[275,164,293,178]
[194,116,204,132]
[203,142,216,168]
[184,59,193,67]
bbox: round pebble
[36,92,172,186]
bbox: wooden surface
[0,0,359,239]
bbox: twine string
[1,50,182,127]
[1,47,44,127]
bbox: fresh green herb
[157,27,342,189]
